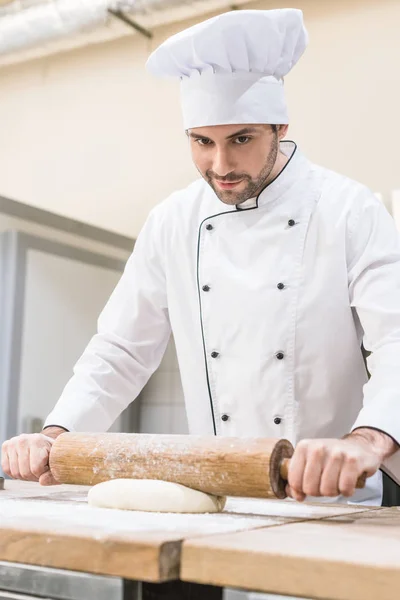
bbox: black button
[276,352,285,360]
[206,224,213,231]
[221,414,229,422]
[211,351,219,358]
[202,285,210,292]
[288,219,296,227]
[277,282,285,290]
[274,417,282,425]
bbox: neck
[248,149,289,201]
[266,150,289,186]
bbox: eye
[196,138,212,146]
[234,136,252,145]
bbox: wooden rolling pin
[49,433,366,500]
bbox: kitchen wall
[0,200,184,437]
[1,0,399,437]
[138,336,188,436]
[0,0,399,239]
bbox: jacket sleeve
[44,206,171,432]
[348,190,400,484]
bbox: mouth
[214,179,243,190]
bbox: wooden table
[182,504,400,600]
[0,481,387,600]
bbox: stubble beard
[206,132,279,205]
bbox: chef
[2,8,400,506]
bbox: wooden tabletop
[182,504,399,600]
[0,480,343,582]
[0,481,374,584]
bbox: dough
[87,479,226,513]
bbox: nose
[213,147,235,178]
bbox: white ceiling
[0,0,255,67]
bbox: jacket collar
[236,141,310,211]
[203,141,311,213]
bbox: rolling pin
[49,433,367,500]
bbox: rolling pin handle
[279,457,367,489]
[279,457,290,483]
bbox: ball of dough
[87,479,226,513]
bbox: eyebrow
[188,127,259,141]
[225,127,259,140]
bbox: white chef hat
[146,9,308,130]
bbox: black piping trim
[196,141,298,435]
[42,425,69,433]
[235,141,297,211]
[196,231,217,435]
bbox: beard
[205,131,279,205]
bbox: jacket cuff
[43,414,77,433]
[351,408,400,486]
[42,424,69,433]
[380,450,400,486]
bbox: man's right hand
[1,427,66,486]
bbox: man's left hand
[286,428,399,502]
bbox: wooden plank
[181,508,400,600]
[322,505,400,526]
[223,497,378,520]
[0,480,89,500]
[0,482,379,585]
[0,525,182,582]
[0,481,301,582]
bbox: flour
[0,497,280,538]
[224,497,365,519]
[0,480,366,542]
[68,433,265,495]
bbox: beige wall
[0,0,399,238]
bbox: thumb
[285,484,306,502]
[363,464,379,478]
[39,470,60,486]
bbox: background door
[0,230,139,451]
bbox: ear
[278,125,289,140]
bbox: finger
[288,442,308,501]
[30,444,50,480]
[39,470,60,486]
[338,455,369,497]
[1,444,11,477]
[16,445,37,481]
[320,451,343,497]
[302,447,325,497]
[286,484,306,502]
[8,448,21,480]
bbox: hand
[286,431,393,502]
[1,427,65,486]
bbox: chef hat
[146,9,308,130]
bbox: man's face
[188,124,284,205]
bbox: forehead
[188,124,267,139]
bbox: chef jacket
[45,141,400,505]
